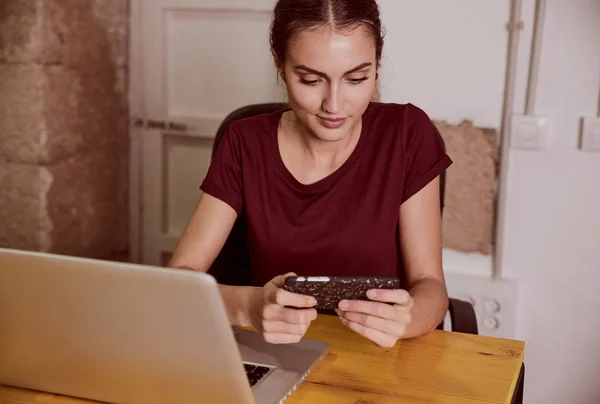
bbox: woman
[169,0,452,348]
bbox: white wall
[378,0,509,129]
[507,0,600,403]
[378,0,510,279]
[379,0,600,403]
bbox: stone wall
[0,0,129,260]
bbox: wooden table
[0,315,524,404]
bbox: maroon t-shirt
[200,102,452,286]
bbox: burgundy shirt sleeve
[401,104,453,203]
[199,124,244,215]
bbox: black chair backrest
[207,103,447,286]
[211,103,290,158]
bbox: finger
[366,289,413,306]
[263,332,303,344]
[268,287,316,308]
[338,299,396,320]
[262,321,308,335]
[336,307,410,321]
[268,272,297,288]
[396,307,412,324]
[339,311,406,337]
[337,305,411,324]
[265,306,317,324]
[340,317,398,348]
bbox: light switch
[510,114,548,150]
[580,117,600,152]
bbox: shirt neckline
[269,104,373,193]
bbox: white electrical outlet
[510,114,548,150]
[580,117,600,152]
[444,273,518,339]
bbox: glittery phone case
[283,276,400,310]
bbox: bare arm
[334,176,449,346]
[168,193,317,338]
[167,193,259,327]
[398,176,448,338]
[168,192,237,271]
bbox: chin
[313,128,350,142]
[307,117,355,142]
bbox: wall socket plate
[580,117,600,152]
[443,273,518,339]
[510,114,548,150]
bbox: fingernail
[367,290,377,299]
[309,298,317,306]
[338,300,349,310]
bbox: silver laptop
[0,248,329,404]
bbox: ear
[271,48,281,69]
[271,48,286,82]
[377,39,385,74]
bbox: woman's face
[279,24,378,142]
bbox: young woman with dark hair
[169,0,452,348]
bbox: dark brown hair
[270,0,385,67]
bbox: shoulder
[225,110,280,142]
[214,109,281,164]
[363,101,447,163]
[363,102,439,152]
[365,102,434,128]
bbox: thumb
[268,272,297,288]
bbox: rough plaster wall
[436,121,499,255]
[0,0,129,260]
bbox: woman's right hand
[248,272,318,344]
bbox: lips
[317,116,346,129]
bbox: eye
[300,78,322,86]
[347,77,369,85]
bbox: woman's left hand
[336,289,414,348]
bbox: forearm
[168,264,259,328]
[403,277,448,339]
[218,284,260,327]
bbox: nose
[322,84,341,115]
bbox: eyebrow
[294,62,372,78]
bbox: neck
[284,112,362,166]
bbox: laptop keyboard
[244,363,271,387]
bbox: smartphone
[283,276,400,310]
